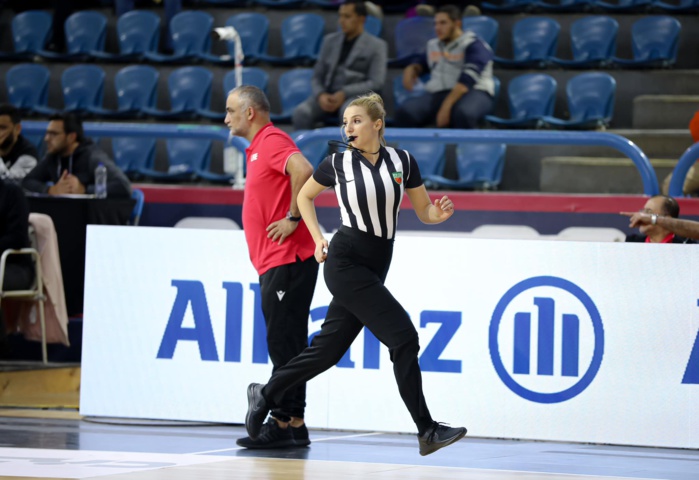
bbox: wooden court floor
[0,409,697,480]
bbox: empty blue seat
[39,11,108,61]
[198,67,270,120]
[112,137,157,179]
[652,0,699,11]
[4,64,56,115]
[223,13,269,65]
[552,16,618,68]
[270,68,314,123]
[388,16,434,67]
[254,0,305,7]
[494,17,560,68]
[1,10,52,60]
[143,67,213,120]
[259,14,325,66]
[462,16,499,50]
[92,10,160,61]
[92,65,160,118]
[542,72,616,129]
[395,141,446,181]
[482,0,533,12]
[612,16,681,68]
[145,11,214,63]
[138,139,212,182]
[486,73,557,128]
[364,15,382,37]
[593,0,651,11]
[61,65,106,113]
[534,0,592,12]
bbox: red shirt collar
[645,233,675,243]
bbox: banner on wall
[80,226,699,448]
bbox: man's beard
[0,133,15,151]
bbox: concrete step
[633,95,699,129]
[539,156,677,194]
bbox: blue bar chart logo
[489,276,605,403]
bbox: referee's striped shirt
[313,146,423,240]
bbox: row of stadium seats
[481,0,699,13]
[5,62,617,129]
[0,10,682,69]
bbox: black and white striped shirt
[313,146,423,239]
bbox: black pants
[259,256,319,420]
[263,227,434,434]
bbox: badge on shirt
[392,172,403,185]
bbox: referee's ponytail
[348,92,386,147]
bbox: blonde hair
[347,92,386,146]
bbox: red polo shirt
[242,123,315,275]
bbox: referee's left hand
[266,218,298,245]
[434,195,454,220]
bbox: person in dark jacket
[22,114,131,198]
[0,104,38,183]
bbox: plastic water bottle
[95,163,107,199]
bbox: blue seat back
[5,64,50,110]
[117,10,160,55]
[455,143,506,187]
[62,65,106,110]
[507,73,557,119]
[114,65,160,111]
[130,188,145,226]
[462,16,499,50]
[64,11,107,54]
[630,15,681,62]
[224,67,270,94]
[569,16,618,62]
[365,15,382,37]
[168,67,213,111]
[395,141,445,177]
[393,16,435,60]
[278,68,314,114]
[169,11,214,56]
[511,17,560,61]
[112,137,157,173]
[12,10,52,53]
[281,14,325,59]
[166,139,212,174]
[226,13,269,58]
[565,72,616,123]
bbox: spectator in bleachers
[622,195,696,244]
[662,111,699,196]
[394,4,494,129]
[22,113,131,198]
[0,105,38,183]
[292,0,387,131]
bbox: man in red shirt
[623,195,696,244]
[225,85,318,448]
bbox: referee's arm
[406,186,454,225]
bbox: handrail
[21,121,250,154]
[668,142,699,197]
[295,127,659,196]
[21,123,658,195]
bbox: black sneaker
[246,383,269,440]
[291,423,311,447]
[417,422,467,456]
[236,418,295,449]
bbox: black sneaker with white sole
[236,418,296,449]
[291,423,311,447]
[417,422,467,456]
[245,383,269,440]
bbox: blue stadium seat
[221,13,269,65]
[364,15,382,37]
[112,137,157,180]
[450,143,506,190]
[482,0,533,12]
[145,11,214,63]
[61,65,106,114]
[494,17,560,68]
[0,10,52,61]
[197,0,248,5]
[143,67,213,120]
[652,0,699,11]
[92,10,160,62]
[461,16,499,50]
[258,14,325,66]
[39,11,108,61]
[534,0,592,12]
[395,141,446,182]
[542,73,616,129]
[388,16,434,67]
[91,65,160,118]
[486,73,557,128]
[198,67,270,120]
[195,149,236,183]
[270,68,314,123]
[129,188,145,226]
[138,139,212,182]
[551,16,618,68]
[593,0,652,11]
[612,16,681,68]
[5,64,56,115]
[292,131,328,169]
[254,0,305,7]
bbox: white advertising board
[81,226,699,448]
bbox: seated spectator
[622,195,696,244]
[662,111,699,196]
[22,114,131,198]
[0,104,38,183]
[0,178,34,357]
[292,0,387,131]
[394,4,494,129]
